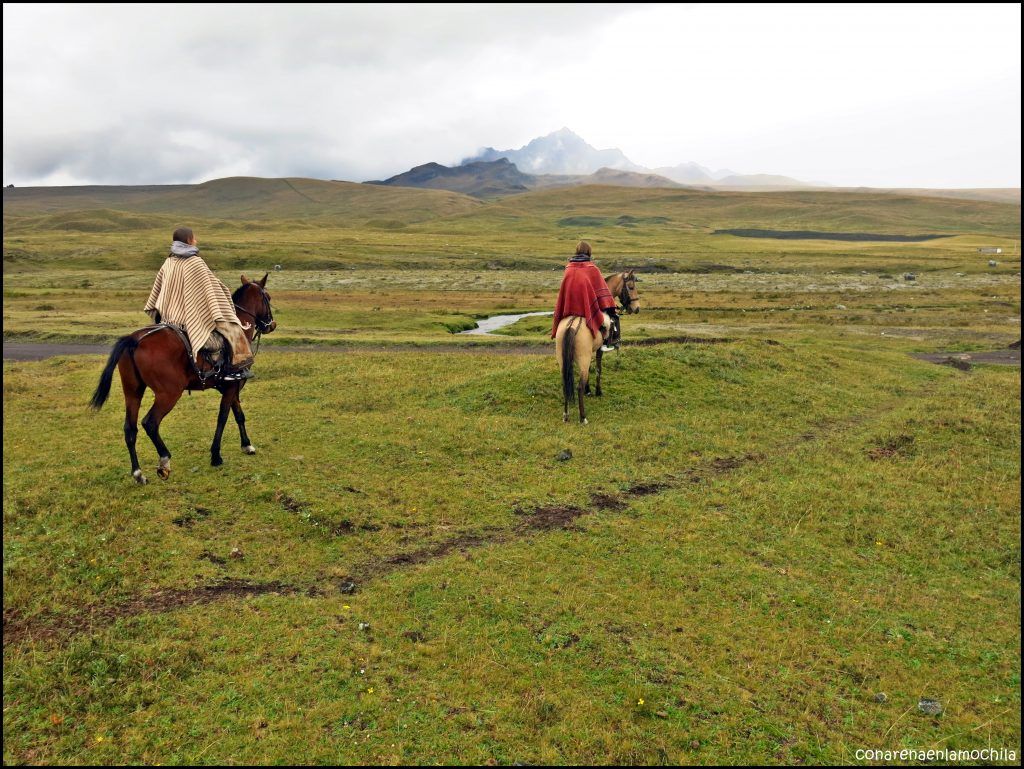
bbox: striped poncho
[143,249,243,355]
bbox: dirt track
[914,347,1020,368]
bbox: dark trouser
[606,310,621,346]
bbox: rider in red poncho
[551,241,620,350]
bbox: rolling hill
[366,159,535,198]
[3,177,483,224]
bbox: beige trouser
[202,321,253,367]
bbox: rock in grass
[229,547,244,560]
[339,581,357,595]
[556,449,573,462]
[918,698,943,715]
[873,692,888,703]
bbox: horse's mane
[231,283,250,304]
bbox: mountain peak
[462,128,641,175]
[550,126,582,139]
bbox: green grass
[3,339,1020,764]
[5,182,1020,274]
[2,180,1020,764]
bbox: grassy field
[3,180,1021,764]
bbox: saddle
[138,323,235,383]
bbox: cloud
[3,3,1020,187]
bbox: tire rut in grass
[337,452,763,593]
[3,413,888,646]
[3,579,313,647]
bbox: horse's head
[620,269,640,314]
[234,273,277,335]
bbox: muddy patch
[197,550,227,565]
[173,505,213,528]
[3,579,309,646]
[275,491,308,512]
[675,454,762,483]
[590,492,628,511]
[709,454,761,472]
[868,435,916,460]
[379,531,508,570]
[517,505,591,531]
[626,481,670,496]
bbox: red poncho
[550,261,616,338]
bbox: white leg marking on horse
[582,418,589,425]
[133,469,148,485]
[243,444,257,454]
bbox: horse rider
[551,240,621,351]
[144,226,255,380]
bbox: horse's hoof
[595,390,603,397]
[563,414,569,423]
[581,418,589,425]
[157,457,171,479]
[132,469,148,485]
[211,455,224,467]
[242,445,257,455]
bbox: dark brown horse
[90,273,276,483]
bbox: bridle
[617,273,640,314]
[234,284,275,354]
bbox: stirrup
[220,368,254,381]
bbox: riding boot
[600,311,620,352]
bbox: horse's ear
[628,269,635,277]
[258,272,268,288]
[240,274,251,285]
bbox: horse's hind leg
[577,355,589,424]
[119,362,147,484]
[595,349,603,397]
[141,390,182,480]
[577,341,592,425]
[231,388,255,454]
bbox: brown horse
[90,273,276,483]
[555,271,640,423]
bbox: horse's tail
[90,335,139,410]
[561,319,578,405]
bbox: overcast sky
[3,3,1020,188]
